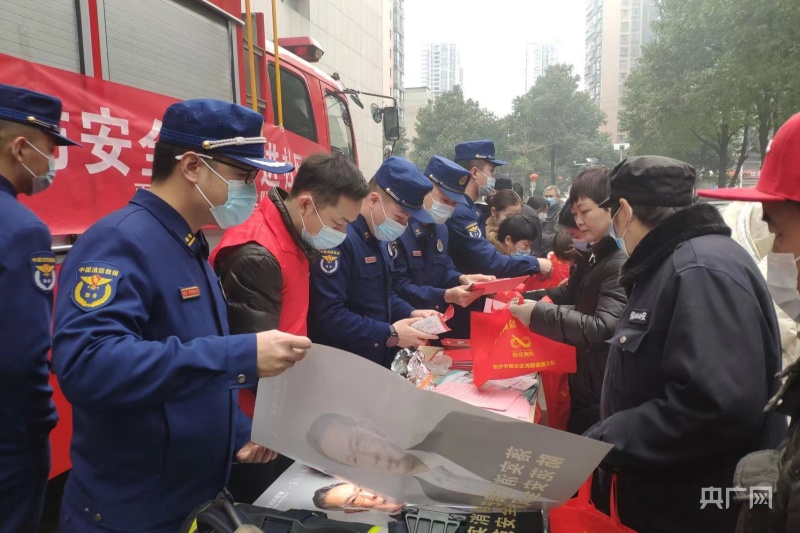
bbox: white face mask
[767,251,800,322]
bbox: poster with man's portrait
[255,463,400,527]
[252,344,611,511]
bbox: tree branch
[728,125,750,187]
[691,129,720,154]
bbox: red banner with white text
[1,53,305,235]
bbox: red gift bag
[540,371,571,431]
[550,474,637,533]
[537,294,572,431]
[470,307,577,387]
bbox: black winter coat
[585,205,787,533]
[539,202,563,255]
[525,237,627,434]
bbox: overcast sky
[403,0,586,117]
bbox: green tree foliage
[410,87,500,169]
[507,65,610,186]
[620,0,800,186]
[410,68,619,188]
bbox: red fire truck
[0,0,397,484]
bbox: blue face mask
[573,239,591,252]
[545,197,557,207]
[301,196,348,250]
[427,195,455,225]
[475,170,496,197]
[608,206,630,255]
[514,247,532,257]
[22,140,57,194]
[196,158,257,229]
[370,196,407,242]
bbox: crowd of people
[3,80,800,533]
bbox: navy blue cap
[424,155,469,205]
[158,99,293,174]
[454,140,507,166]
[0,84,79,146]
[375,156,434,223]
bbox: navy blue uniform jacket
[393,219,461,312]
[53,190,257,532]
[446,196,541,276]
[309,214,414,367]
[0,175,57,447]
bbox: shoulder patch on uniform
[319,250,340,275]
[71,262,123,312]
[31,252,56,293]
[466,222,482,239]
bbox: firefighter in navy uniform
[0,84,80,533]
[448,140,552,277]
[52,99,312,533]
[309,156,439,367]
[393,155,494,314]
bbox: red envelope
[470,307,577,387]
[521,260,571,292]
[469,275,530,295]
[440,338,471,348]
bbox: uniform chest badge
[31,252,56,293]
[412,250,423,257]
[320,250,340,275]
[71,262,122,312]
[387,241,398,259]
[436,239,444,252]
[466,222,482,239]
[364,256,377,264]
[180,286,201,300]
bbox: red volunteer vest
[211,193,310,416]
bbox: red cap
[697,112,800,202]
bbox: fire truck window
[268,63,317,143]
[325,94,355,162]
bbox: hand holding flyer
[410,305,455,335]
